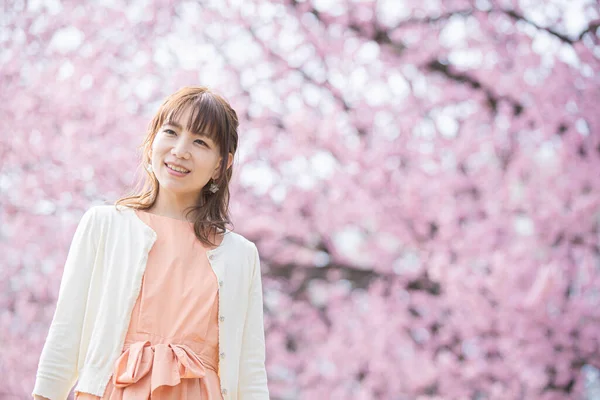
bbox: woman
[32,87,269,400]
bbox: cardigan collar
[115,204,231,257]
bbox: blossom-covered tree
[2,0,599,398]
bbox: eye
[164,128,208,147]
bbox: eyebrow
[163,121,211,138]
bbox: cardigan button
[221,388,228,395]
[220,351,226,359]
[219,315,225,322]
[219,280,224,287]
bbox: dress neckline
[132,208,229,253]
[135,209,194,224]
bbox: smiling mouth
[165,163,190,174]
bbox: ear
[212,153,234,180]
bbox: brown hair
[114,86,239,248]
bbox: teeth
[167,164,189,173]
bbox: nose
[171,138,191,158]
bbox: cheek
[153,137,166,148]
[151,140,169,157]
[195,158,215,172]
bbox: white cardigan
[32,204,269,400]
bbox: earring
[146,164,153,173]
[209,180,219,193]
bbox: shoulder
[222,230,260,266]
[84,204,133,223]
[90,203,130,217]
[75,204,137,236]
[224,230,257,253]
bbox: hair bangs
[163,95,228,150]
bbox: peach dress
[75,210,223,400]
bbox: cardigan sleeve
[237,243,270,399]
[32,207,99,400]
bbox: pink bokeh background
[2,0,600,399]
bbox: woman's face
[150,106,222,197]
